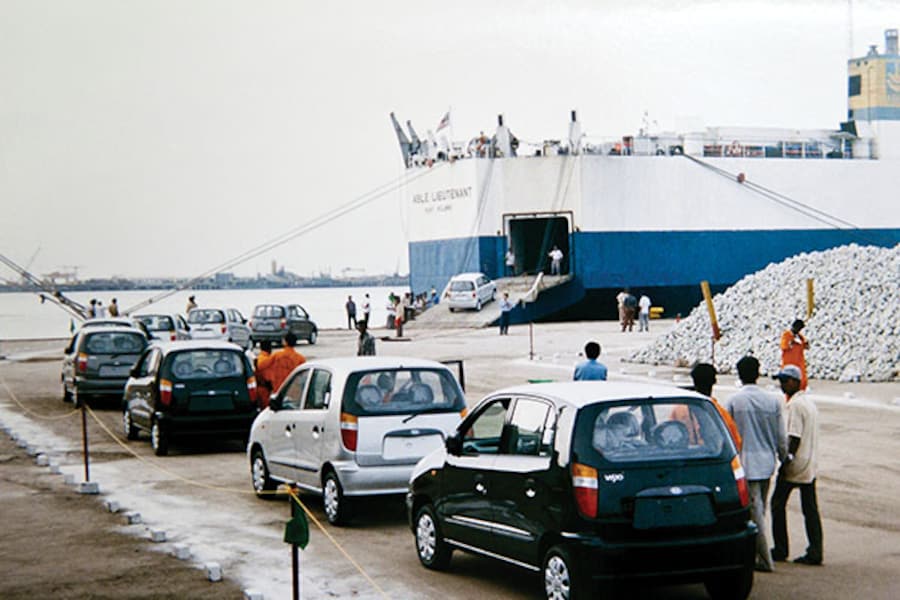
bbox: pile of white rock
[628,244,899,382]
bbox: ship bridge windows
[848,75,862,97]
[505,214,571,277]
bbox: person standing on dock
[725,355,787,573]
[254,340,275,408]
[770,364,823,566]
[362,293,371,325]
[505,248,516,277]
[780,319,809,390]
[622,291,637,332]
[108,298,119,317]
[638,293,651,332]
[265,332,306,391]
[573,341,607,380]
[356,321,375,356]
[498,292,514,335]
[345,296,357,330]
[185,295,197,314]
[616,289,627,329]
[548,245,563,276]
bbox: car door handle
[475,482,487,495]
[525,488,536,498]
[312,425,323,433]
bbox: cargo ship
[393,29,900,322]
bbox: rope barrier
[0,375,79,421]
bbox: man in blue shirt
[573,341,608,380]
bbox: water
[0,286,408,340]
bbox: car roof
[81,317,137,326]
[297,356,453,376]
[450,272,486,280]
[149,340,245,355]
[485,381,707,409]
[80,325,147,336]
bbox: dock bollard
[172,543,190,560]
[149,529,166,543]
[124,511,142,524]
[205,562,222,582]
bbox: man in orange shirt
[780,319,809,390]
[259,332,306,393]
[671,363,742,451]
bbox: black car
[122,340,258,456]
[62,326,149,406]
[407,381,756,600]
[249,304,317,346]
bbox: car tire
[62,379,73,403]
[308,330,317,345]
[322,471,351,525]
[150,419,169,456]
[704,566,753,600]
[251,448,277,498]
[123,409,139,441]
[491,289,496,301]
[449,307,456,313]
[475,299,482,311]
[543,545,588,600]
[414,504,452,570]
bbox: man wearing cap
[780,319,809,390]
[725,355,787,572]
[771,364,823,566]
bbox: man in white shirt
[770,364,823,566]
[638,293,651,331]
[505,248,515,276]
[548,246,563,275]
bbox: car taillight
[280,318,287,329]
[731,455,750,507]
[160,379,173,407]
[246,376,257,404]
[221,325,227,334]
[460,407,468,418]
[248,320,254,328]
[471,292,476,298]
[340,412,358,451]
[77,353,88,373]
[169,331,176,341]
[572,463,599,519]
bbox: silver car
[133,313,192,341]
[187,307,252,349]
[446,272,497,311]
[247,356,467,525]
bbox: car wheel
[62,379,72,403]
[123,409,139,441]
[150,419,169,456]
[449,307,456,313]
[705,566,753,600]
[475,299,482,311]
[308,330,317,345]
[415,504,452,570]
[251,448,277,498]
[491,289,496,301]
[322,471,351,525]
[543,545,587,600]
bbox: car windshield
[167,350,245,380]
[84,332,146,354]
[253,305,284,318]
[188,309,225,324]
[450,281,475,292]
[136,315,174,331]
[343,368,465,416]
[574,398,729,463]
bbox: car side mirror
[130,366,141,378]
[269,394,282,411]
[445,433,462,456]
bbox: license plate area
[632,494,715,529]
[99,365,131,377]
[382,433,443,460]
[189,393,235,412]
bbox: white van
[446,272,497,311]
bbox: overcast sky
[0,0,895,281]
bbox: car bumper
[74,377,128,396]
[250,330,287,342]
[155,412,257,438]
[189,330,228,340]
[330,460,415,496]
[565,523,758,581]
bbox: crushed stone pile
[628,244,900,382]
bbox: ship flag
[436,110,450,132]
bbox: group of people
[572,319,820,570]
[615,288,651,332]
[252,332,307,408]
[87,297,119,318]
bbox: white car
[133,313,192,341]
[247,356,467,525]
[446,272,496,311]
[187,307,252,349]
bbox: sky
[0,0,895,281]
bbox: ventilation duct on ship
[886,29,898,55]
[569,109,582,155]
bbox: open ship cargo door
[506,213,571,275]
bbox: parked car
[187,307,252,349]
[134,313,192,341]
[249,303,318,345]
[122,340,258,456]
[446,272,496,311]
[248,357,467,524]
[61,326,149,406]
[408,381,756,600]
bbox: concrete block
[36,454,50,466]
[16,438,28,448]
[63,473,75,485]
[124,511,142,524]
[205,562,222,582]
[172,543,190,560]
[105,500,120,513]
[25,445,38,456]
[149,529,166,543]
[78,481,100,495]
[49,462,61,474]
[243,589,264,600]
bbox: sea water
[0,286,408,340]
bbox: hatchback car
[62,326,149,406]
[248,357,467,525]
[408,381,756,600]
[122,340,258,456]
[187,307,252,349]
[134,313,192,341]
[446,272,496,311]
[249,303,318,346]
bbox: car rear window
[136,315,174,331]
[450,280,475,291]
[84,332,146,354]
[573,398,729,464]
[253,305,285,318]
[188,309,225,324]
[166,350,246,380]
[342,368,465,416]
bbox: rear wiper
[402,406,450,424]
